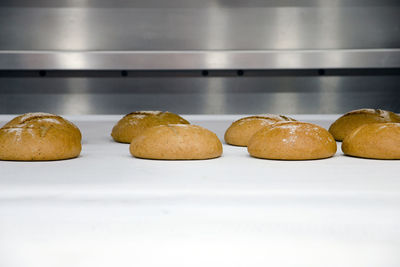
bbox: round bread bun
[130,124,222,160]
[0,112,82,161]
[111,111,189,143]
[248,121,337,160]
[342,123,400,159]
[224,114,296,146]
[329,109,400,141]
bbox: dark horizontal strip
[1,69,400,78]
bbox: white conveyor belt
[1,115,399,267]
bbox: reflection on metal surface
[1,0,399,70]
[1,0,399,51]
[0,0,399,115]
[61,78,92,114]
[1,50,400,70]
[1,76,399,115]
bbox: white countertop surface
[1,115,400,267]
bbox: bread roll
[112,111,189,143]
[225,114,296,146]
[0,112,82,161]
[130,124,222,160]
[329,109,400,141]
[342,123,400,159]
[248,121,337,160]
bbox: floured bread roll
[342,123,400,159]
[111,111,189,143]
[329,109,400,141]
[248,121,337,160]
[0,112,82,161]
[130,124,222,160]
[224,114,296,146]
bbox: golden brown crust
[247,121,337,160]
[111,111,189,143]
[0,113,82,161]
[130,124,222,160]
[224,114,296,146]
[329,109,400,141]
[342,123,400,159]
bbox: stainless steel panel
[1,0,400,70]
[1,76,399,114]
[1,50,400,70]
[1,0,400,51]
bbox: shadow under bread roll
[130,124,222,160]
[0,112,82,161]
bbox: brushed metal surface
[0,0,399,115]
[1,76,399,114]
[1,0,400,51]
[1,50,400,70]
[1,0,400,70]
